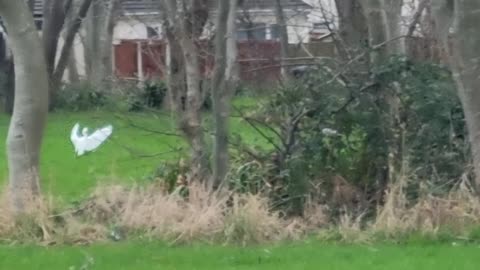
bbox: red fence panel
[141,41,167,80]
[114,39,283,84]
[238,41,281,84]
[114,40,137,79]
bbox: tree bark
[384,0,405,54]
[211,0,239,188]
[274,0,290,79]
[43,0,71,78]
[85,0,119,88]
[334,0,369,60]
[361,0,391,63]
[163,0,210,182]
[0,0,49,214]
[432,0,480,190]
[3,59,14,114]
[0,32,14,114]
[64,1,80,84]
[51,0,93,90]
[361,0,404,188]
[100,0,120,87]
[85,0,102,85]
[43,0,72,108]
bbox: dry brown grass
[373,174,480,235]
[0,191,55,243]
[67,182,302,245]
[2,172,479,246]
[0,192,15,236]
[224,194,285,244]
[120,183,227,243]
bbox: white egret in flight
[70,123,113,156]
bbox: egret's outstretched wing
[83,125,113,152]
[70,123,80,144]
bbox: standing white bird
[70,123,113,156]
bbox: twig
[331,82,378,115]
[407,0,429,38]
[326,35,409,85]
[232,105,283,152]
[244,116,283,143]
[114,114,181,137]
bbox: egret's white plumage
[70,123,113,156]
[321,128,339,137]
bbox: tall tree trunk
[52,0,93,90]
[43,0,73,108]
[3,59,14,114]
[100,0,119,87]
[0,0,49,214]
[43,0,70,78]
[64,0,81,83]
[164,29,187,114]
[432,0,480,190]
[67,52,80,83]
[85,0,118,88]
[163,0,210,182]
[0,32,14,114]
[361,0,391,63]
[384,0,405,54]
[361,0,403,188]
[85,0,103,85]
[334,0,369,60]
[181,37,209,181]
[274,0,290,79]
[211,0,239,188]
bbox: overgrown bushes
[55,82,109,111]
[229,56,467,216]
[128,81,168,111]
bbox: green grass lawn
[0,241,479,269]
[4,102,476,269]
[0,100,271,201]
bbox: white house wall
[62,6,317,82]
[114,19,164,42]
[56,34,87,80]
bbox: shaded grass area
[0,241,479,269]
[0,98,271,200]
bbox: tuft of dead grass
[3,171,479,246]
[373,174,480,236]
[76,183,296,245]
[224,194,285,244]
[0,192,14,237]
[0,191,56,243]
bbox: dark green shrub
[128,81,167,111]
[230,56,466,215]
[55,82,108,111]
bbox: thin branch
[326,35,409,85]
[244,116,284,144]
[331,82,378,115]
[114,114,182,137]
[52,0,93,86]
[232,105,283,152]
[407,0,429,37]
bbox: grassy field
[3,102,478,269]
[1,241,479,269]
[0,99,268,200]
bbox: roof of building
[33,0,312,16]
[237,0,312,10]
